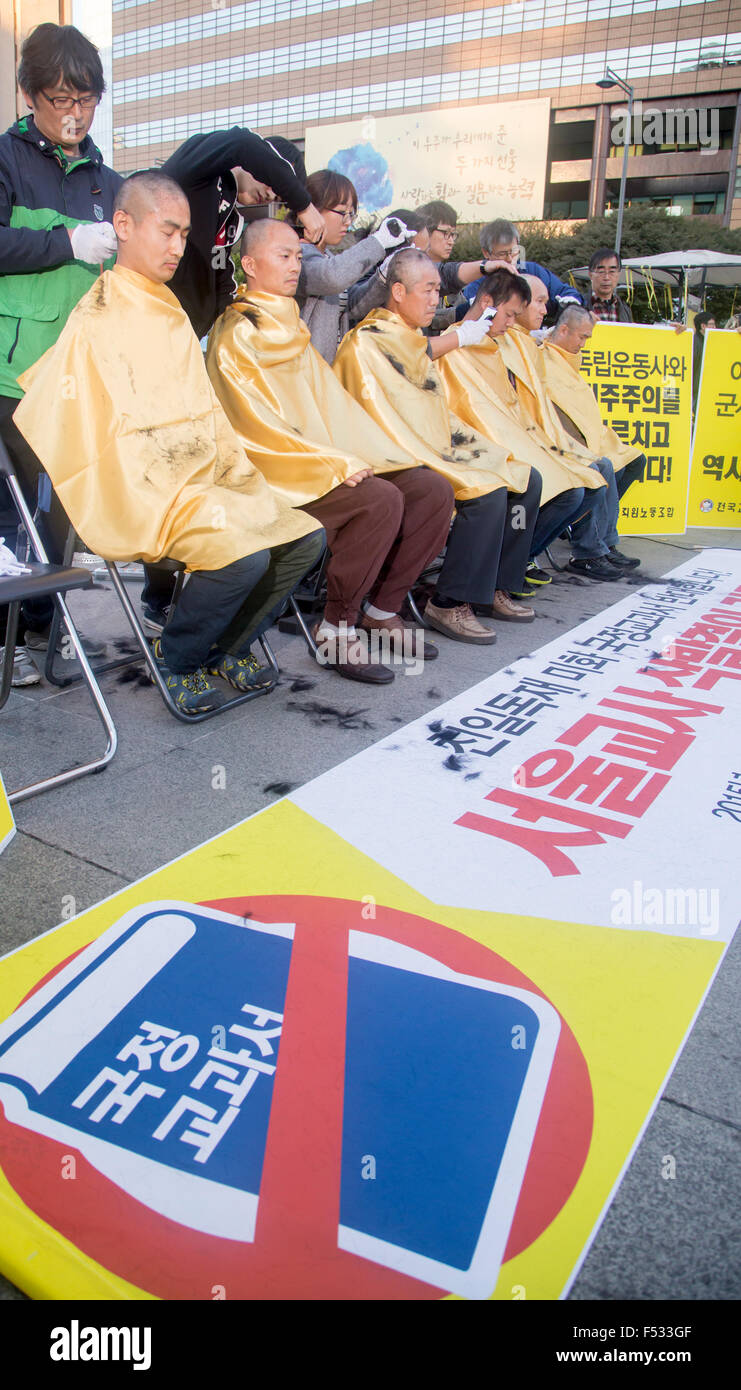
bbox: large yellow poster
[579,323,692,536]
[304,100,551,221]
[687,329,741,529]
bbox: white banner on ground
[293,551,741,942]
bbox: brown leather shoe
[311,623,395,684]
[358,612,438,661]
[424,600,496,645]
[490,589,536,622]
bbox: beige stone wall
[0,0,69,132]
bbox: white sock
[316,620,356,638]
[363,602,396,620]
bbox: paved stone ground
[1,530,739,1301]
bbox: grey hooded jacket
[297,234,386,363]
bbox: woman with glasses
[0,22,122,679]
[295,169,413,363]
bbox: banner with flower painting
[305,99,550,223]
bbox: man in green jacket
[0,22,121,679]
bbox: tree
[452,207,741,322]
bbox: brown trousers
[301,466,454,626]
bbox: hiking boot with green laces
[151,638,226,714]
[207,650,274,692]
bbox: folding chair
[0,442,117,804]
[542,533,572,573]
[105,558,280,725]
[38,518,144,688]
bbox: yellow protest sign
[0,771,14,856]
[687,329,741,528]
[579,323,692,535]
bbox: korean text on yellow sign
[688,330,741,529]
[579,323,692,535]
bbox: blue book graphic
[0,903,294,1241]
[339,932,560,1299]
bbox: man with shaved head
[436,269,611,591]
[542,304,647,503]
[499,276,639,578]
[207,218,454,683]
[13,169,324,714]
[335,249,543,641]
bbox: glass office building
[3,2,740,225]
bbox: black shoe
[508,580,538,599]
[568,557,621,582]
[142,602,172,635]
[606,547,641,570]
[524,562,552,586]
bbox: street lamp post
[596,67,635,258]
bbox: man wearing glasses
[417,199,508,335]
[0,22,121,677]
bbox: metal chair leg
[9,589,119,804]
[288,594,320,657]
[3,471,118,802]
[405,589,430,627]
[41,536,141,689]
[0,602,20,710]
[542,546,571,573]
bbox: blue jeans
[570,458,620,558]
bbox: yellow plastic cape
[437,337,606,505]
[333,308,530,501]
[499,325,602,466]
[206,289,415,506]
[14,267,318,569]
[541,340,642,473]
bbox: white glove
[454,308,494,347]
[69,221,117,264]
[374,216,413,251]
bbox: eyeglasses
[328,207,356,226]
[433,227,457,240]
[40,90,99,112]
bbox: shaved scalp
[114,170,188,221]
[240,217,299,259]
[386,248,438,292]
[554,305,593,333]
[523,273,548,299]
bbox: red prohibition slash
[0,896,593,1300]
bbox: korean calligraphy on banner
[304,100,550,222]
[579,323,693,536]
[687,330,741,529]
[0,553,739,1303]
[0,770,14,856]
